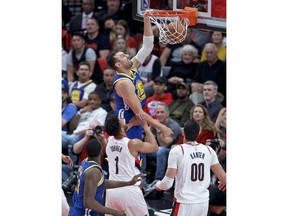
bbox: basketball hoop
[145,7,198,44]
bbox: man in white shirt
[62,91,107,164]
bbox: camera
[209,139,220,152]
[62,165,79,193]
[93,125,103,136]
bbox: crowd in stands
[62,1,226,215]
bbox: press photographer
[62,165,80,193]
[62,120,108,191]
[206,138,226,154]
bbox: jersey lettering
[190,152,205,160]
[110,145,123,153]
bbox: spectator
[62,0,72,29]
[85,16,111,84]
[85,17,110,59]
[159,27,202,66]
[145,102,182,199]
[155,119,226,216]
[103,15,117,42]
[95,68,116,113]
[69,62,97,110]
[118,0,144,35]
[105,92,117,121]
[62,78,77,132]
[201,80,224,122]
[62,91,107,164]
[67,32,97,83]
[137,41,162,97]
[62,20,72,52]
[62,47,68,79]
[209,107,227,216]
[95,0,125,29]
[214,107,227,165]
[193,43,226,106]
[73,119,109,175]
[190,104,218,144]
[112,36,132,58]
[111,19,138,57]
[215,107,226,134]
[167,44,199,95]
[143,76,173,119]
[69,91,107,132]
[68,0,96,32]
[69,139,142,216]
[169,82,194,127]
[105,116,158,215]
[62,119,107,184]
[201,31,226,62]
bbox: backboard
[132,0,226,32]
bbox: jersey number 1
[115,156,119,174]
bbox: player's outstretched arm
[130,121,159,154]
[84,168,127,216]
[156,147,179,191]
[132,14,154,69]
[155,168,177,191]
[142,112,173,138]
[105,173,143,189]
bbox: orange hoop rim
[145,8,198,26]
[146,7,198,17]
[146,10,191,18]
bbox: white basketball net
[147,11,190,45]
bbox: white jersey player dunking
[105,115,158,216]
[156,119,226,216]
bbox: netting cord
[147,11,190,44]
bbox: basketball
[166,21,186,44]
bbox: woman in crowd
[110,19,138,57]
[166,44,199,94]
[190,104,218,144]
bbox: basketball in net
[145,8,198,45]
[166,21,186,44]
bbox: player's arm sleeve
[133,35,154,64]
[167,146,181,169]
[209,146,220,165]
